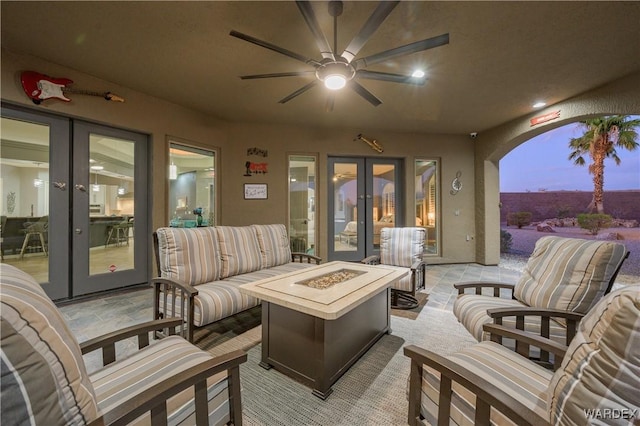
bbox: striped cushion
[216,226,263,278]
[392,269,414,292]
[514,236,628,314]
[1,264,99,425]
[156,227,223,285]
[452,294,568,343]
[90,336,231,426]
[548,285,640,424]
[420,341,552,425]
[380,227,425,268]
[253,224,292,268]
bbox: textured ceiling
[2,1,639,135]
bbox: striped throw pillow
[253,224,292,268]
[1,264,99,425]
[514,236,628,313]
[156,227,223,286]
[216,226,263,278]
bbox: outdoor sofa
[153,224,321,342]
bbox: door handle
[75,228,82,234]
[74,184,87,192]
[52,181,66,190]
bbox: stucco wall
[1,49,477,265]
[474,71,640,265]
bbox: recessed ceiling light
[90,165,104,170]
[532,101,546,108]
[412,70,425,78]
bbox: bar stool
[19,216,48,260]
[105,218,130,247]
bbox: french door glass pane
[372,164,396,249]
[89,134,135,275]
[415,159,439,255]
[168,143,216,227]
[288,155,316,254]
[0,117,50,283]
[333,162,358,252]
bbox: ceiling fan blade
[349,81,382,107]
[341,1,399,63]
[357,70,426,85]
[240,71,316,80]
[230,30,321,66]
[278,80,318,104]
[296,1,334,60]
[353,33,449,69]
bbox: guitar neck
[62,88,125,102]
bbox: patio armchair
[405,284,640,425]
[453,236,628,362]
[1,264,246,426]
[361,227,426,309]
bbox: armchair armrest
[151,277,199,343]
[487,307,583,344]
[89,349,248,426]
[80,318,183,365]
[361,255,381,265]
[483,323,568,370]
[403,345,548,426]
[486,307,582,366]
[454,281,516,297]
[291,252,322,264]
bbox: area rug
[390,291,429,320]
[237,305,477,425]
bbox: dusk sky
[500,117,640,192]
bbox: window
[288,155,317,255]
[415,159,439,255]
[168,142,216,227]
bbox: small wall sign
[244,161,268,176]
[244,183,268,200]
[530,110,560,126]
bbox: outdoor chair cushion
[380,227,425,268]
[216,226,263,278]
[91,335,231,425]
[548,284,640,423]
[156,227,223,285]
[1,264,99,424]
[253,223,292,268]
[419,340,553,426]
[513,236,628,314]
[452,295,568,342]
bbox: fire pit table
[239,260,407,399]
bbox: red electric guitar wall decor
[20,71,125,104]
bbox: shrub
[577,213,612,235]
[500,229,513,253]
[507,211,532,229]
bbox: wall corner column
[476,159,500,265]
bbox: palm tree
[568,115,640,214]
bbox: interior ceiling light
[169,163,177,180]
[533,101,546,108]
[90,165,104,171]
[411,70,425,78]
[316,60,355,90]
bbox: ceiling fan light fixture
[325,74,347,90]
[317,60,355,91]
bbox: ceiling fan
[230,0,449,109]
